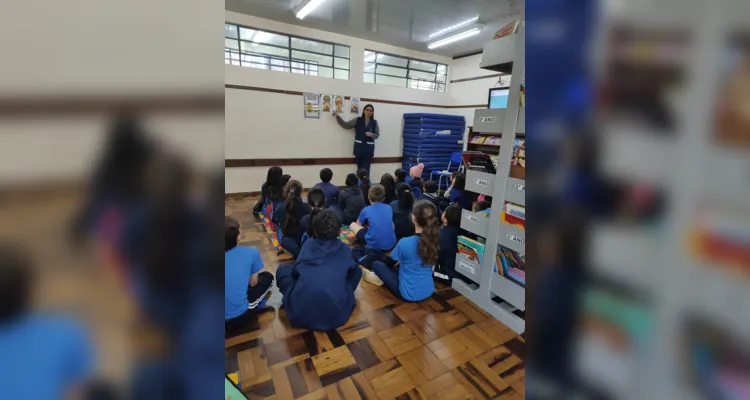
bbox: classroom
[224,1,527,399]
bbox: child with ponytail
[278,180,311,258]
[390,184,415,240]
[299,188,326,244]
[367,200,438,301]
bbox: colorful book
[458,236,485,265]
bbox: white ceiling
[225,0,523,57]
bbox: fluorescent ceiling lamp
[295,0,327,20]
[428,16,479,38]
[427,27,482,49]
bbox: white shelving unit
[452,20,526,334]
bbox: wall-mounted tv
[488,87,510,109]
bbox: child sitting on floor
[420,180,449,213]
[473,200,491,215]
[379,173,397,204]
[278,180,311,259]
[225,217,275,329]
[391,184,415,240]
[255,166,282,214]
[350,184,397,251]
[267,174,291,228]
[447,172,472,210]
[433,205,462,283]
[394,168,409,194]
[299,188,326,246]
[358,169,372,206]
[408,163,424,190]
[336,173,365,225]
[366,200,437,301]
[313,168,339,209]
[276,209,362,331]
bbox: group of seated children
[229,165,478,332]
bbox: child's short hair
[423,180,438,194]
[225,216,241,251]
[368,184,386,203]
[345,173,358,187]
[443,205,462,227]
[320,168,333,183]
[394,169,407,182]
[312,209,341,239]
[473,201,491,212]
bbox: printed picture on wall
[350,97,360,114]
[321,94,332,113]
[333,95,345,113]
[303,93,320,118]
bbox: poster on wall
[333,95,345,114]
[321,94,332,113]
[303,93,320,118]
[350,97,360,114]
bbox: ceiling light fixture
[428,16,479,38]
[427,27,482,50]
[294,0,327,20]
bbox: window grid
[364,50,448,92]
[225,23,349,80]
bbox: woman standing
[333,104,379,174]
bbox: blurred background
[0,0,224,398]
[527,0,750,398]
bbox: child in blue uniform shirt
[433,205,462,283]
[350,184,397,251]
[225,216,274,328]
[276,209,362,331]
[313,168,340,209]
[368,200,438,301]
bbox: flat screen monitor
[488,87,509,109]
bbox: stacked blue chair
[402,113,465,188]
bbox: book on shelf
[494,245,526,286]
[484,136,501,146]
[470,136,486,144]
[458,236,485,265]
[504,202,526,219]
[494,20,520,40]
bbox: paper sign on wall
[321,94,332,113]
[333,95,345,113]
[303,93,320,119]
[350,97,360,114]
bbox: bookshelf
[452,19,526,335]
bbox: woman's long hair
[281,180,303,237]
[270,174,292,202]
[412,200,440,266]
[306,188,326,237]
[452,172,466,191]
[396,184,414,211]
[380,173,395,200]
[361,104,375,120]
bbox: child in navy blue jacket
[313,168,340,209]
[276,209,362,331]
[433,205,462,283]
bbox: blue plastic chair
[430,152,463,189]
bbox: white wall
[225,11,461,193]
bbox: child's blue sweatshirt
[280,238,358,331]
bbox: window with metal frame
[363,50,447,92]
[225,23,350,80]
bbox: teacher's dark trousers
[355,155,371,176]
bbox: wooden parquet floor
[226,194,526,400]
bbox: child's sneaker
[362,267,384,286]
